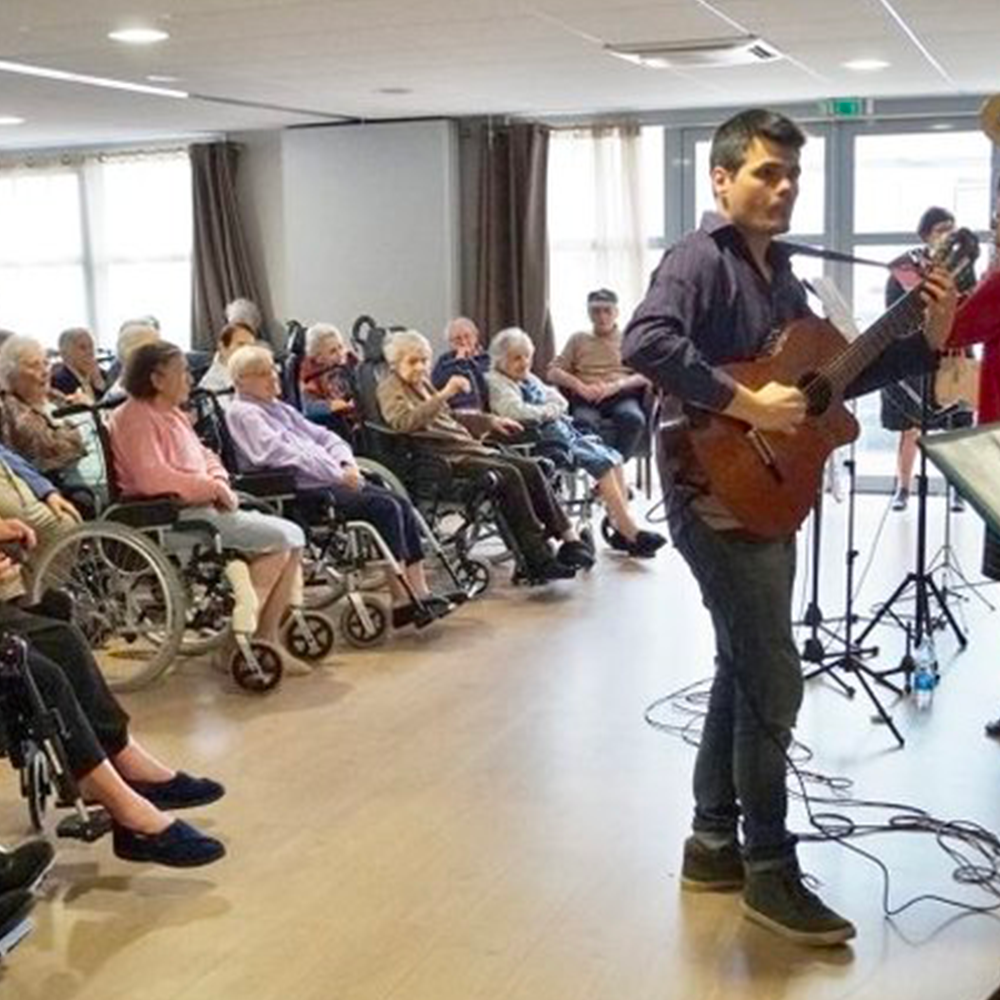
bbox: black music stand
[919,421,1000,534]
[854,375,969,692]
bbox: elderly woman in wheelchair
[224,344,461,631]
[0,518,225,867]
[376,330,593,584]
[107,341,322,684]
[486,328,666,560]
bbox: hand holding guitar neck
[918,265,958,350]
[725,381,806,434]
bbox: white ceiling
[0,0,996,149]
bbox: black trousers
[451,452,569,562]
[0,605,130,778]
[327,483,424,564]
[570,391,647,461]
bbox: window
[0,150,192,350]
[854,131,993,236]
[548,126,664,349]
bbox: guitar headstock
[931,227,981,292]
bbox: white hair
[305,322,344,357]
[225,297,262,332]
[116,322,161,363]
[489,327,534,368]
[384,329,431,369]
[119,314,160,334]
[0,335,45,390]
[58,326,92,355]
[228,343,274,383]
[444,316,480,345]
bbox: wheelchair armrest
[232,469,298,497]
[103,496,182,529]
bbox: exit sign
[824,97,870,118]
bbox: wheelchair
[187,386,455,647]
[33,396,334,693]
[0,631,111,841]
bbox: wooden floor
[2,489,1000,1000]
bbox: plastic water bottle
[912,635,937,710]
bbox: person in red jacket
[945,183,1000,736]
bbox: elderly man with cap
[547,289,650,461]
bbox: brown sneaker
[742,859,856,946]
[681,835,745,892]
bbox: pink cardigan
[109,397,230,504]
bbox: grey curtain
[190,142,264,350]
[459,121,554,372]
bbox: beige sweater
[376,372,497,457]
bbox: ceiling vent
[606,36,783,70]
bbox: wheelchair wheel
[24,749,51,834]
[230,642,283,693]
[29,522,187,693]
[456,557,491,597]
[340,595,389,649]
[283,612,335,662]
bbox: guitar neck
[818,290,925,397]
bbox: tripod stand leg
[927,574,968,647]
[803,660,855,696]
[856,573,916,646]
[845,657,905,748]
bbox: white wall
[235,119,460,352]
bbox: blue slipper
[128,772,225,810]
[113,820,226,868]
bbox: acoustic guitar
[684,227,980,539]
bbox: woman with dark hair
[108,342,314,675]
[198,322,257,400]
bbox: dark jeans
[671,513,802,863]
[570,392,646,461]
[327,482,423,565]
[451,452,569,562]
[0,605,130,779]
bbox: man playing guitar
[622,108,957,946]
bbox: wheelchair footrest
[56,808,112,843]
[0,917,33,959]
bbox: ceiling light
[146,74,180,83]
[843,58,890,71]
[108,27,169,45]
[0,116,25,126]
[0,59,188,98]
[377,87,412,95]
[606,36,782,69]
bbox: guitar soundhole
[798,371,831,417]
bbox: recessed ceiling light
[108,27,170,45]
[843,58,890,72]
[146,74,179,83]
[0,115,25,126]
[377,87,412,95]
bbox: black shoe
[127,772,226,811]
[518,556,576,583]
[421,595,456,618]
[985,716,1000,738]
[681,835,744,893]
[606,528,632,553]
[558,539,595,570]
[0,889,34,939]
[891,487,909,512]
[628,530,667,558]
[0,840,55,894]
[113,820,226,868]
[742,859,856,946]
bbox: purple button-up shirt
[226,394,356,490]
[623,212,934,409]
[622,212,935,530]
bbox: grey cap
[587,288,618,306]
